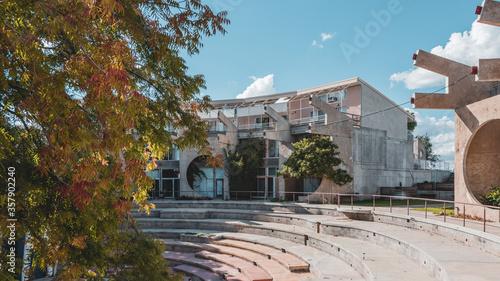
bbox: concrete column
[263,105,292,143]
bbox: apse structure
[412,0,500,221]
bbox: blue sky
[183,0,500,165]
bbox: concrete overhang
[478,0,500,27]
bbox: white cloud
[312,40,323,48]
[236,74,276,99]
[321,32,335,42]
[391,21,500,90]
[408,109,455,163]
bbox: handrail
[170,190,500,232]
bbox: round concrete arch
[464,119,500,201]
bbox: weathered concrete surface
[412,50,493,109]
[454,94,500,222]
[477,58,500,81]
[478,0,500,27]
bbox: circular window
[464,119,500,201]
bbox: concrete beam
[308,95,352,138]
[217,111,238,147]
[477,59,500,81]
[478,0,500,27]
[264,105,292,143]
[412,50,492,109]
[309,95,351,124]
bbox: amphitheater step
[163,239,316,281]
[163,251,240,277]
[212,238,309,271]
[172,264,224,281]
[196,250,272,281]
[336,219,500,281]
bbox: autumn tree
[277,136,352,189]
[0,0,228,280]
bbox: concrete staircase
[133,201,500,281]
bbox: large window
[163,147,180,160]
[255,117,270,129]
[304,178,320,194]
[268,140,279,158]
[146,169,179,198]
[327,90,347,102]
[310,110,325,122]
[193,167,224,198]
[256,167,277,198]
[207,120,217,131]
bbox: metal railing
[414,159,451,171]
[171,190,500,232]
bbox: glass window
[268,140,279,158]
[218,122,227,132]
[163,147,179,160]
[257,178,266,197]
[268,167,277,176]
[215,167,224,178]
[267,177,275,197]
[337,106,347,113]
[328,90,347,102]
[207,120,216,131]
[255,117,270,129]
[258,167,266,176]
[146,169,160,179]
[162,169,179,178]
[304,178,320,194]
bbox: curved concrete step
[164,251,240,278]
[322,219,500,281]
[172,264,223,281]
[163,239,316,281]
[195,250,272,281]
[212,238,309,272]
[138,217,431,280]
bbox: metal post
[484,207,486,232]
[322,194,325,206]
[308,195,310,204]
[293,193,295,203]
[443,202,446,223]
[425,200,427,219]
[373,197,376,211]
[407,199,409,216]
[337,194,340,208]
[463,204,466,227]
[351,195,353,210]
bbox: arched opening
[187,156,224,198]
[464,119,500,201]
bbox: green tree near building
[417,133,440,162]
[277,136,353,189]
[0,0,228,280]
[223,138,265,199]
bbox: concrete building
[411,0,500,221]
[148,77,448,201]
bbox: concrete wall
[352,126,414,195]
[454,95,500,221]
[412,169,451,184]
[360,83,409,140]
